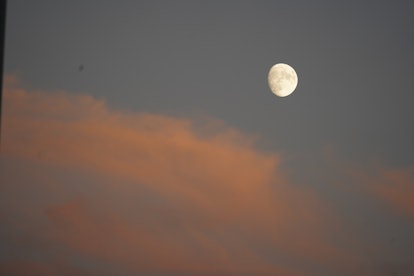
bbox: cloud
[43,200,303,275]
[1,75,361,275]
[321,147,414,218]
[352,165,414,217]
[0,259,96,276]
[373,167,414,217]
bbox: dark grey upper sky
[6,0,414,165]
[2,1,414,275]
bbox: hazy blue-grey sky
[6,1,414,162]
[2,1,414,275]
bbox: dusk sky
[1,1,414,275]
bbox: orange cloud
[1,75,360,275]
[0,259,95,276]
[321,147,414,218]
[352,165,414,217]
[375,168,414,216]
[44,200,304,275]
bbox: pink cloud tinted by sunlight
[2,75,413,275]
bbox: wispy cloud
[0,75,376,275]
[352,165,414,217]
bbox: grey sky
[6,1,414,165]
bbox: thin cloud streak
[351,165,414,217]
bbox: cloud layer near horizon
[1,75,413,275]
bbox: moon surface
[268,63,298,97]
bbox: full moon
[268,63,298,97]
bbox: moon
[268,63,298,97]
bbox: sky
[1,1,414,275]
